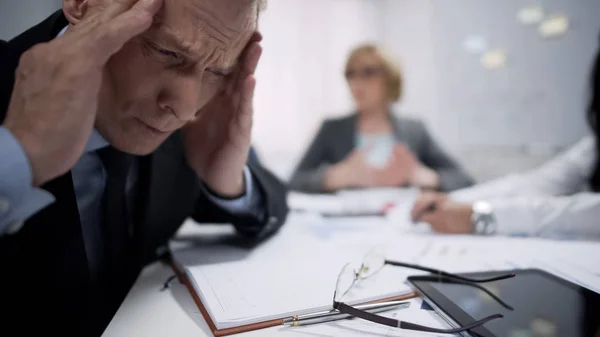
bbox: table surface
[102,192,600,337]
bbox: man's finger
[229,42,262,102]
[99,0,141,22]
[235,42,262,85]
[72,0,146,37]
[92,0,163,62]
[250,31,263,43]
[237,42,262,89]
[233,75,256,132]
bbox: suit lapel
[333,115,358,162]
[390,114,405,143]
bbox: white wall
[379,0,600,180]
[254,0,385,179]
[0,0,62,40]
[382,0,440,124]
[426,0,600,149]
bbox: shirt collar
[57,25,109,153]
[58,25,67,37]
[86,130,110,152]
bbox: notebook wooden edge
[171,261,418,337]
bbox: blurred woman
[289,44,473,193]
[411,44,600,240]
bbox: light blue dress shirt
[356,132,396,168]
[0,126,261,237]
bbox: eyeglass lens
[345,67,382,80]
[332,250,514,334]
[334,251,386,302]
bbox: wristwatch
[471,201,497,235]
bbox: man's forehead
[156,0,257,58]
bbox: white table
[101,261,210,337]
[102,193,600,337]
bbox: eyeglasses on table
[332,250,516,334]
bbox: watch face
[473,201,493,214]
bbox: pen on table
[412,203,436,224]
[283,300,411,327]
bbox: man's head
[62,0,265,154]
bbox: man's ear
[62,0,91,25]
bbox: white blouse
[452,137,600,239]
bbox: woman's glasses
[332,250,516,334]
[345,66,383,80]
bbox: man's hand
[3,0,162,186]
[411,192,474,234]
[182,33,263,198]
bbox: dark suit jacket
[290,114,474,192]
[0,11,288,337]
[248,146,261,165]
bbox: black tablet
[407,269,600,337]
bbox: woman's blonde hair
[344,44,403,102]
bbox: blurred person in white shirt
[411,44,600,240]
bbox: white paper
[287,188,419,216]
[287,192,345,214]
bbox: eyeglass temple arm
[384,260,515,283]
[334,301,397,327]
[334,301,503,333]
[399,314,503,334]
[431,275,514,310]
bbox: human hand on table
[411,192,474,234]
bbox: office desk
[102,193,600,337]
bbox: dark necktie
[97,146,133,276]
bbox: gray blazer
[289,114,474,192]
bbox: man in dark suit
[0,0,287,336]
